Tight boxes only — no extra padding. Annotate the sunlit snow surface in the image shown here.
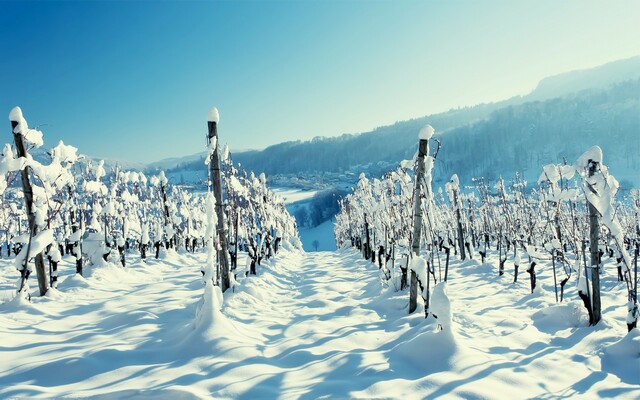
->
[298,220,337,252]
[0,247,638,399]
[271,187,337,251]
[272,187,319,205]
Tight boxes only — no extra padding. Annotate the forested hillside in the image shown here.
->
[232,79,639,186]
[436,79,640,184]
[156,67,640,189]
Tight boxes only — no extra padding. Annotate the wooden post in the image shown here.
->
[364,214,371,260]
[207,109,230,292]
[468,200,477,250]
[409,136,429,314]
[629,242,639,331]
[444,246,451,282]
[10,109,48,296]
[347,202,353,244]
[453,187,466,260]
[588,160,601,325]
[160,182,174,249]
[552,249,558,302]
[234,210,239,267]
[68,186,83,275]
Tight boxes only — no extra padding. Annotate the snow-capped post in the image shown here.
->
[207,107,230,292]
[365,213,371,260]
[551,249,559,302]
[586,153,602,325]
[630,242,638,331]
[233,212,239,267]
[47,244,61,287]
[409,125,432,314]
[140,221,149,260]
[9,107,48,296]
[67,186,83,275]
[574,146,633,329]
[159,171,175,249]
[446,174,466,261]
[454,187,466,261]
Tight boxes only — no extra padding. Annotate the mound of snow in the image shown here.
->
[392,324,458,373]
[531,302,587,333]
[58,273,93,290]
[431,282,452,331]
[191,281,233,343]
[601,329,640,385]
[604,329,640,358]
[0,291,31,310]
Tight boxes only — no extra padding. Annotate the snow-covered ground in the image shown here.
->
[0,247,638,399]
[273,186,337,252]
[298,219,336,252]
[272,187,319,205]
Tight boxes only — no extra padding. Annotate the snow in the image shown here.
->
[51,140,78,164]
[399,159,413,169]
[8,106,29,137]
[84,180,107,195]
[8,106,44,147]
[207,107,220,123]
[298,219,336,251]
[430,281,452,331]
[576,145,604,169]
[159,170,168,186]
[444,173,460,205]
[272,187,318,205]
[0,244,637,398]
[193,280,227,341]
[450,173,459,188]
[222,144,230,162]
[48,245,62,263]
[203,192,217,282]
[0,143,27,194]
[14,229,54,271]
[140,223,150,245]
[575,146,632,272]
[94,160,106,180]
[8,106,23,123]
[419,124,435,140]
[409,255,428,287]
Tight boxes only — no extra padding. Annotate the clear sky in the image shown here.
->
[1,0,639,164]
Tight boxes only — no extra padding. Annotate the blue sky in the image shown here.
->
[1,0,639,163]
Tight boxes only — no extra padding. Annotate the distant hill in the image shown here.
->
[147,56,640,188]
[435,79,640,187]
[527,56,640,101]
